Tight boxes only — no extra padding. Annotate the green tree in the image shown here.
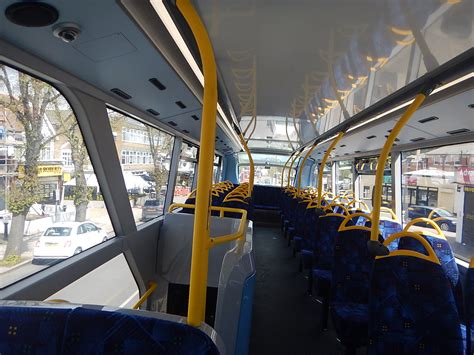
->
[50,102,89,222]
[0,65,61,259]
[147,126,173,196]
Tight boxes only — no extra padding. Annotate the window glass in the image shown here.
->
[318,163,333,192]
[239,165,295,186]
[355,157,392,210]
[401,143,474,261]
[108,109,174,224]
[173,142,197,203]
[336,160,353,195]
[46,254,139,308]
[213,155,221,184]
[0,64,113,287]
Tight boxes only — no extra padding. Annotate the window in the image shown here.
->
[213,155,221,184]
[401,142,474,261]
[0,63,113,287]
[363,186,371,199]
[336,160,353,195]
[173,142,197,203]
[319,163,333,192]
[108,109,174,225]
[238,165,293,186]
[45,254,139,308]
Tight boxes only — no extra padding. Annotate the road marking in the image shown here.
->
[119,290,139,308]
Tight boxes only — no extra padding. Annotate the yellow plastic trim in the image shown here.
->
[404,218,445,238]
[47,299,70,303]
[370,93,428,242]
[470,257,474,268]
[168,203,248,248]
[287,150,303,187]
[338,212,375,233]
[377,232,441,265]
[176,0,217,327]
[132,282,158,310]
[297,143,318,196]
[379,207,399,222]
[238,132,254,196]
[346,199,370,211]
[318,132,344,207]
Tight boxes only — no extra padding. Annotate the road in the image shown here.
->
[0,255,139,308]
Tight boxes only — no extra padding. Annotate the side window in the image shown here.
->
[401,143,474,261]
[107,109,174,225]
[0,64,114,288]
[86,223,98,232]
[173,142,198,203]
[77,225,85,235]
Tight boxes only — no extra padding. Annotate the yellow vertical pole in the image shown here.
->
[317,132,344,207]
[239,133,254,196]
[176,0,217,327]
[297,143,318,196]
[281,152,295,188]
[370,92,428,242]
[288,149,304,188]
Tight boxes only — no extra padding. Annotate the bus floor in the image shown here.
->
[249,210,366,355]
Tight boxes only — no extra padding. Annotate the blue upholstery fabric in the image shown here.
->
[465,267,474,355]
[398,233,459,287]
[368,256,463,355]
[331,303,369,347]
[0,306,219,355]
[252,185,281,210]
[313,215,346,271]
[330,228,379,348]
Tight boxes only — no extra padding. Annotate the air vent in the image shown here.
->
[146,109,159,116]
[344,153,349,155]
[410,137,425,142]
[175,101,186,109]
[149,78,166,91]
[418,116,439,124]
[354,150,361,153]
[111,88,131,100]
[182,129,189,134]
[468,104,474,109]
[191,115,199,121]
[216,136,219,139]
[168,121,177,127]
[387,129,392,133]
[447,128,470,135]
[367,135,376,139]
[340,144,346,147]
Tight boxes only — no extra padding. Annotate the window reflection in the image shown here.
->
[173,142,197,203]
[401,142,474,261]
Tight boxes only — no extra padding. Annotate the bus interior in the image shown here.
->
[0,0,473,354]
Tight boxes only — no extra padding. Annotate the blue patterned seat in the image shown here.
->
[330,214,380,350]
[368,247,463,354]
[465,263,474,355]
[0,306,219,354]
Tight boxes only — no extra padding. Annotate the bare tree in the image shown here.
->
[0,65,61,259]
[147,127,173,195]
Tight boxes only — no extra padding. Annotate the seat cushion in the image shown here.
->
[313,269,332,282]
[331,302,369,347]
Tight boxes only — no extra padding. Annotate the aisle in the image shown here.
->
[249,215,348,355]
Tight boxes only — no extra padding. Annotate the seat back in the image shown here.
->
[331,213,378,304]
[368,232,463,354]
[314,214,346,270]
[0,306,219,354]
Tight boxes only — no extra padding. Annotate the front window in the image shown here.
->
[401,142,474,261]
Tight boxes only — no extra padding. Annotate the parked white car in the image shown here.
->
[33,221,108,262]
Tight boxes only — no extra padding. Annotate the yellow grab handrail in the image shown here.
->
[238,132,254,197]
[377,232,441,265]
[168,203,248,248]
[318,132,344,207]
[379,207,399,222]
[297,143,318,197]
[132,282,158,310]
[370,91,429,243]
[176,0,217,327]
[403,217,445,238]
[281,152,296,188]
[287,149,304,188]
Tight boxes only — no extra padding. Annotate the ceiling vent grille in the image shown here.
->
[168,121,177,127]
[447,128,470,135]
[146,109,159,116]
[149,78,166,90]
[418,116,439,124]
[175,101,186,109]
[111,88,131,99]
